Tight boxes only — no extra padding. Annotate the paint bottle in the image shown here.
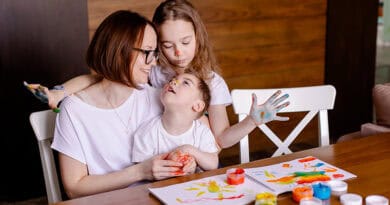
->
[326,180,347,196]
[226,168,245,185]
[292,184,314,202]
[312,182,331,205]
[340,193,363,205]
[365,195,389,205]
[255,192,277,205]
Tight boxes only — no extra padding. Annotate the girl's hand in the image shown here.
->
[25,83,65,109]
[249,90,290,125]
[140,153,183,181]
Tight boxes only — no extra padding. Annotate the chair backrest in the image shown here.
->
[29,110,62,204]
[231,85,336,163]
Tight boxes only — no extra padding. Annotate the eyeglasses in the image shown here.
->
[132,48,159,65]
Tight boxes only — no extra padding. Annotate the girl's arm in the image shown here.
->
[28,74,101,109]
[48,74,101,108]
[59,152,182,199]
[208,105,256,148]
[210,91,290,149]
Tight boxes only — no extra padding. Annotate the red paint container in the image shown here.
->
[226,168,245,185]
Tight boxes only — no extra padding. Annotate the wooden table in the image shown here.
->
[55,133,390,205]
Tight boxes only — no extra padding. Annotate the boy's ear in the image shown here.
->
[192,100,205,113]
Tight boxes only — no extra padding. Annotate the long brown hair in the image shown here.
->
[152,0,219,81]
[86,10,157,88]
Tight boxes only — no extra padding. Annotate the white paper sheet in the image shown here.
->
[149,174,271,205]
[149,156,357,204]
[245,156,357,194]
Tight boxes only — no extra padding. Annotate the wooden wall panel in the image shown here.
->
[1,0,89,201]
[207,17,326,50]
[87,0,162,39]
[87,0,327,165]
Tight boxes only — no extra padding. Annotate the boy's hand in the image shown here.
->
[250,90,290,125]
[166,148,196,175]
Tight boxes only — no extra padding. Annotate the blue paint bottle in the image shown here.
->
[312,182,331,205]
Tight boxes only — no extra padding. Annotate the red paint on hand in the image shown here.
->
[167,150,194,175]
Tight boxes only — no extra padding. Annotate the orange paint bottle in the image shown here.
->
[292,184,313,202]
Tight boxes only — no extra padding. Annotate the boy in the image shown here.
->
[132,71,219,171]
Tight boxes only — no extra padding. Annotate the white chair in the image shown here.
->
[29,110,62,204]
[231,85,336,163]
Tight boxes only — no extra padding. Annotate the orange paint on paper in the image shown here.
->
[332,173,344,178]
[267,175,295,184]
[298,156,317,163]
[282,163,291,168]
[180,180,241,203]
[323,167,337,172]
[296,175,331,184]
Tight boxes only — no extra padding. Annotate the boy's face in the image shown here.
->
[161,73,204,112]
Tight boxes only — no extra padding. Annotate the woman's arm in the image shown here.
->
[59,153,182,199]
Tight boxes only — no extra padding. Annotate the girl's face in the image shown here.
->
[133,25,158,84]
[159,19,196,71]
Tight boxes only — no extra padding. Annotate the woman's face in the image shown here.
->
[132,25,158,84]
[159,19,196,71]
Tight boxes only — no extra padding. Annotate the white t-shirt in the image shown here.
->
[132,116,219,163]
[51,85,163,175]
[149,65,232,106]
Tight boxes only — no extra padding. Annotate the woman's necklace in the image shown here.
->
[101,83,131,135]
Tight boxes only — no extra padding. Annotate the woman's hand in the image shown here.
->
[249,90,290,125]
[139,153,183,181]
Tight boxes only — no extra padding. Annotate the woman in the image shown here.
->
[51,10,191,199]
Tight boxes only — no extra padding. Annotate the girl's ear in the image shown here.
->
[192,100,205,113]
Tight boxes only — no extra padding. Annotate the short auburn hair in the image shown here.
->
[86,10,157,88]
